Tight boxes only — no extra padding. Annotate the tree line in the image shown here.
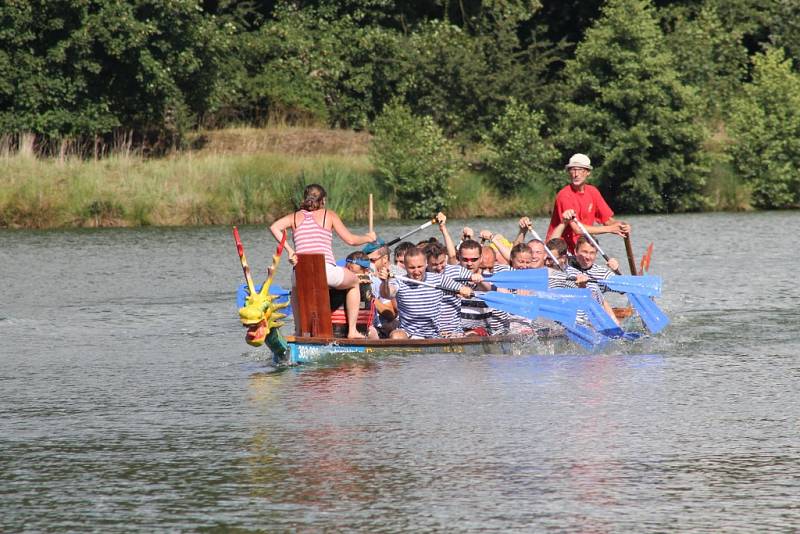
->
[2,0,799,212]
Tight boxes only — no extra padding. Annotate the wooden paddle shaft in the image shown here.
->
[624,235,638,275]
[369,194,373,234]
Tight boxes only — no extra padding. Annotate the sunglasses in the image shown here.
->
[461,256,480,262]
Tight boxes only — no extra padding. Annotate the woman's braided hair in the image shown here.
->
[299,183,327,211]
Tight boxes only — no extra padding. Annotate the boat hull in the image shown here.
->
[279,334,533,365]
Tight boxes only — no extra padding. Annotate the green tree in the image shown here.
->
[727,47,800,208]
[401,1,562,142]
[235,3,405,129]
[482,98,558,194]
[0,1,235,147]
[660,3,749,118]
[370,100,457,218]
[555,0,708,213]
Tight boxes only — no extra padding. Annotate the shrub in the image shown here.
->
[370,101,457,218]
[482,98,558,194]
[726,47,800,209]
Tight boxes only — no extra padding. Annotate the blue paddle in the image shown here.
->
[455,268,549,291]
[570,218,668,331]
[569,274,662,297]
[393,275,543,322]
[627,293,669,333]
[564,322,610,350]
[543,288,618,332]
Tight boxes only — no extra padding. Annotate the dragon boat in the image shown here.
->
[233,228,665,366]
[232,228,561,366]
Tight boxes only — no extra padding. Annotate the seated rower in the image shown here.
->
[393,241,415,275]
[546,237,569,270]
[362,240,398,338]
[339,251,379,339]
[524,238,576,289]
[425,242,475,337]
[565,236,621,326]
[458,240,510,336]
[510,243,534,270]
[505,244,539,334]
[378,247,472,339]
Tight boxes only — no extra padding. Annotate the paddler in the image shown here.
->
[378,247,473,339]
[565,236,622,326]
[546,154,631,253]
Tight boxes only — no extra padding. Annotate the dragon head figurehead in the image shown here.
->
[234,227,289,346]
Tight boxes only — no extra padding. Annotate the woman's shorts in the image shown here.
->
[325,263,345,287]
[291,262,346,287]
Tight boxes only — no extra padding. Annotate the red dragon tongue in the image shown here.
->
[246,321,267,345]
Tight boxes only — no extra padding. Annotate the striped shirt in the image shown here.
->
[293,210,335,265]
[461,263,510,335]
[565,262,615,303]
[387,272,462,338]
[439,264,472,335]
[547,267,580,289]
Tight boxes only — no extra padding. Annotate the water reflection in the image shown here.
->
[246,362,386,511]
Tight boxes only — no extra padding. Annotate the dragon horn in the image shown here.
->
[233,226,257,297]
[259,230,287,297]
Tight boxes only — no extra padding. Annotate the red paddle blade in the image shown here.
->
[277,230,287,256]
[640,243,654,274]
[233,226,244,258]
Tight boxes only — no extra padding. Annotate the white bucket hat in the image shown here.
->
[565,153,592,170]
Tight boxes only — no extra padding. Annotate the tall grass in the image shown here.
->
[1,139,561,228]
[0,152,380,228]
[0,124,756,229]
[449,170,554,218]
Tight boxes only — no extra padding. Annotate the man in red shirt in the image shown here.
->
[546,153,631,253]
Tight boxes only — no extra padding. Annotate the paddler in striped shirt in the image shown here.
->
[566,235,621,326]
[378,247,473,339]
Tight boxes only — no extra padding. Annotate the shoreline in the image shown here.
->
[0,127,758,230]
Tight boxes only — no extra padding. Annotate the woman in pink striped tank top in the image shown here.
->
[270,184,376,339]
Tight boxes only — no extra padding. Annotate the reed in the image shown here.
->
[3,124,754,228]
[0,151,382,228]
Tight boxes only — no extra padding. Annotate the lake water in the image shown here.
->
[1,212,798,532]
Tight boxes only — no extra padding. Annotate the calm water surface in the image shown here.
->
[1,212,798,532]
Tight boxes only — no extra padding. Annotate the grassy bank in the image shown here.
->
[0,127,556,229]
[0,126,749,229]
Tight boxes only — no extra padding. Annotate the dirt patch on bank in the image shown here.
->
[190,127,372,156]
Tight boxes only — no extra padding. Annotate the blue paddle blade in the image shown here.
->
[582,299,625,337]
[599,275,662,297]
[270,283,291,297]
[628,293,669,333]
[537,300,578,326]
[564,323,610,350]
[483,269,549,290]
[479,291,540,321]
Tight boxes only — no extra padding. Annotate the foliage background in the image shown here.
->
[2,0,800,226]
